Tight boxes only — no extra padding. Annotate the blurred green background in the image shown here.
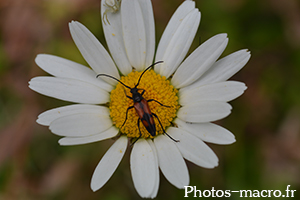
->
[1,0,300,199]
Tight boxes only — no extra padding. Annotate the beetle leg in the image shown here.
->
[139,89,146,96]
[120,105,134,129]
[147,99,171,108]
[131,118,142,147]
[137,118,142,138]
[152,113,179,142]
[123,87,132,99]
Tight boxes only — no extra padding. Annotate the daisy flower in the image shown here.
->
[29,0,250,198]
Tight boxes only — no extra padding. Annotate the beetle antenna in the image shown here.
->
[96,74,131,90]
[135,61,164,88]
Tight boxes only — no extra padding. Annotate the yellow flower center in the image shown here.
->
[109,69,179,139]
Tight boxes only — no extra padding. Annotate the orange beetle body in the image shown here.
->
[134,98,156,136]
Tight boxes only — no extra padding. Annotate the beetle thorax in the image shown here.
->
[131,88,143,102]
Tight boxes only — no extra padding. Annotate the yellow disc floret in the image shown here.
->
[109,69,179,139]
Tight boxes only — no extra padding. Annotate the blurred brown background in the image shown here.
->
[1,0,300,199]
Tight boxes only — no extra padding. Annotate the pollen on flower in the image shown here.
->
[109,69,179,139]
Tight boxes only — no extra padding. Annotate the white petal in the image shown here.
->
[182,49,251,92]
[91,136,128,191]
[49,111,112,137]
[174,118,236,144]
[177,101,232,123]
[58,126,119,146]
[101,1,132,75]
[168,127,219,168]
[171,34,228,88]
[155,0,196,74]
[147,140,160,198]
[156,9,200,78]
[138,0,155,67]
[35,54,113,92]
[69,21,120,85]
[179,81,247,105]
[29,77,109,104]
[37,104,107,126]
[122,0,146,71]
[154,135,189,188]
[131,139,158,198]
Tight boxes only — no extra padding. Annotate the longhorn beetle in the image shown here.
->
[96,61,179,144]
